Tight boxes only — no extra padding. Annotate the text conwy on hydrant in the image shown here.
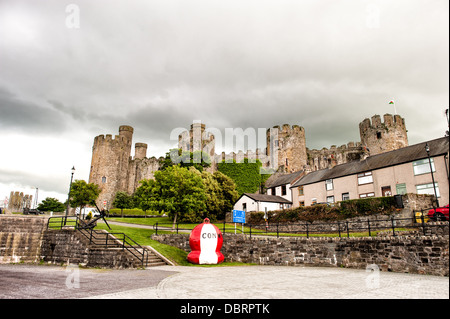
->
[187,218,224,264]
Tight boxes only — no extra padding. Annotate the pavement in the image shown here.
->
[1,263,448,300]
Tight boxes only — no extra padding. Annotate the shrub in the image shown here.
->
[247,196,398,224]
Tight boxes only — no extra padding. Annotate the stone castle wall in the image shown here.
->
[89,114,409,207]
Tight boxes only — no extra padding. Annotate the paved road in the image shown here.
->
[1,264,448,300]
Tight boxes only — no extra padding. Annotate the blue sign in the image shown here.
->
[232,210,246,223]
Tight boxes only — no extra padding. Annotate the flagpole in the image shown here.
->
[389,100,397,115]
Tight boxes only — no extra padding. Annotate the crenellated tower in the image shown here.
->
[359,114,408,156]
[89,125,134,209]
[267,124,307,173]
[178,121,216,173]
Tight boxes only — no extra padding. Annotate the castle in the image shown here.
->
[89,114,408,209]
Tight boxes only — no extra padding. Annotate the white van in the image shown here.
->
[75,207,100,218]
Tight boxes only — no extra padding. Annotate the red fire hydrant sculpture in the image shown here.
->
[187,218,224,264]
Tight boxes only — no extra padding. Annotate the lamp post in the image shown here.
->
[425,144,439,208]
[64,166,75,226]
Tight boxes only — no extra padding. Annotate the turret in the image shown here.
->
[266,124,307,172]
[359,113,408,156]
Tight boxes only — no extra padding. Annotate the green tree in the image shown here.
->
[212,171,240,217]
[135,165,207,224]
[193,170,239,221]
[134,179,159,215]
[37,197,65,212]
[112,191,133,217]
[159,148,211,172]
[69,180,101,214]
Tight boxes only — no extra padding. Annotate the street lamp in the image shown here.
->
[425,144,439,208]
[64,166,75,226]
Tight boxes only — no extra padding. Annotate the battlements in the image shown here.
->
[359,114,405,132]
[267,124,305,135]
[216,148,267,163]
[134,143,148,159]
[308,141,362,153]
[359,114,408,156]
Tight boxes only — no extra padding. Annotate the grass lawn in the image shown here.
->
[105,217,413,238]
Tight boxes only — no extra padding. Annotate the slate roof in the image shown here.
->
[265,170,305,188]
[240,193,292,204]
[291,136,449,188]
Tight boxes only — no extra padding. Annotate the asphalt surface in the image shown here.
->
[1,263,448,300]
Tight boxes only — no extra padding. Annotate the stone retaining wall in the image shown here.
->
[0,215,48,263]
[41,229,143,268]
[153,233,449,276]
[0,216,143,268]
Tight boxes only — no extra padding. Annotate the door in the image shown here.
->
[381,186,392,197]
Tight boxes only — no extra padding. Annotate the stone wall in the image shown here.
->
[153,232,449,276]
[0,215,145,268]
[0,215,47,263]
[41,229,144,268]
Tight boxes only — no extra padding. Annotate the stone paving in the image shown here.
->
[88,265,449,299]
[1,264,448,300]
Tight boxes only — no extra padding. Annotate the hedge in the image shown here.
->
[247,196,398,224]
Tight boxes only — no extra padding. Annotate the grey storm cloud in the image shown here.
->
[0,87,66,134]
[0,0,448,200]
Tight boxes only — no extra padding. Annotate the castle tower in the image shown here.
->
[89,125,134,209]
[359,114,408,156]
[267,124,307,173]
[134,143,148,159]
[178,121,216,172]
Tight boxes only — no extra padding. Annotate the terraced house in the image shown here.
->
[290,136,449,207]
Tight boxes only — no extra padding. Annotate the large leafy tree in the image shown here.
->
[69,180,101,213]
[112,191,133,217]
[193,170,239,221]
[135,165,207,224]
[37,197,65,212]
[212,171,240,217]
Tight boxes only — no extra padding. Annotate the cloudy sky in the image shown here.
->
[0,0,448,205]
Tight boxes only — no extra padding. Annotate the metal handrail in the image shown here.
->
[47,216,149,267]
[152,215,448,239]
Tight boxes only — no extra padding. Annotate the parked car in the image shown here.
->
[23,208,43,215]
[427,205,449,221]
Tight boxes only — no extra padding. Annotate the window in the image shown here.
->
[281,185,287,196]
[396,183,407,195]
[299,201,305,207]
[327,196,335,204]
[311,198,317,205]
[416,183,440,197]
[285,158,289,167]
[358,172,373,185]
[413,158,435,175]
[242,203,247,212]
[359,192,375,198]
[271,187,276,195]
[101,176,107,183]
[298,186,304,196]
[342,192,350,201]
[325,179,333,191]
[376,132,382,139]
